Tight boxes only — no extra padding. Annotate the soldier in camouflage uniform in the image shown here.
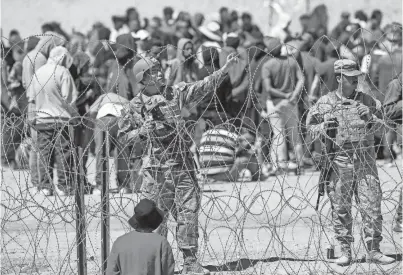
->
[306,59,395,266]
[118,55,238,275]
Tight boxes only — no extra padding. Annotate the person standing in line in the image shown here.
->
[261,37,305,175]
[306,59,395,266]
[22,33,65,191]
[30,46,79,196]
[373,24,402,166]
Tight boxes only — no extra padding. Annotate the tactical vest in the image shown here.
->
[142,93,189,147]
[333,101,368,145]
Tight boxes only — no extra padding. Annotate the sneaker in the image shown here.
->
[92,188,102,196]
[182,256,210,275]
[281,161,298,170]
[385,160,396,168]
[274,161,300,175]
[119,187,132,194]
[366,251,396,265]
[57,188,73,196]
[39,188,53,196]
[262,163,272,177]
[238,169,252,182]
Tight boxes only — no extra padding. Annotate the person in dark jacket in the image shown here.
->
[197,46,230,125]
[69,52,96,193]
[106,33,139,100]
[219,33,250,128]
[107,198,175,275]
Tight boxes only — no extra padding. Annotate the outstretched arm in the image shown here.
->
[179,53,238,107]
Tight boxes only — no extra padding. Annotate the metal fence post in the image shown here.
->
[76,146,87,275]
[101,129,110,275]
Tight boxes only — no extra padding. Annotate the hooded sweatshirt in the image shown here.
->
[30,47,79,124]
[165,38,199,86]
[22,34,65,101]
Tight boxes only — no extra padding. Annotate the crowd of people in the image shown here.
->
[1,5,402,192]
[1,4,402,274]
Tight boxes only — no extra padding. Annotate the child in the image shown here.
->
[106,199,175,275]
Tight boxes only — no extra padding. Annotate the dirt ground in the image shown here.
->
[1,158,402,275]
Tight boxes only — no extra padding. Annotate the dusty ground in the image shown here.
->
[1,157,402,275]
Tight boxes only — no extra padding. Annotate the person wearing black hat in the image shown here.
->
[106,198,174,275]
[117,53,238,275]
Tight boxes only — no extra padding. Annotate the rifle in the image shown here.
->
[315,118,338,211]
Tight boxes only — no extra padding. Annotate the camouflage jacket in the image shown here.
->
[118,69,228,167]
[306,90,384,148]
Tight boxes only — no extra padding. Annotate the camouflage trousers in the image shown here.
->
[141,159,200,252]
[326,145,383,250]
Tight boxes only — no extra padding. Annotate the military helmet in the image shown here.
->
[132,56,160,84]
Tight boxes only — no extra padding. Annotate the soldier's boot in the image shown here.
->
[332,245,352,266]
[366,242,395,265]
[182,249,210,275]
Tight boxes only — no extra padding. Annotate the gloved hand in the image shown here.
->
[356,103,372,122]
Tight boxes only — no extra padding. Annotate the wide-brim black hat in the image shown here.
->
[128,199,165,230]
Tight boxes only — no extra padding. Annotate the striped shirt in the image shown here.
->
[199,129,238,175]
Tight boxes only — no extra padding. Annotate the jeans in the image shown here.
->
[1,113,23,164]
[29,127,40,186]
[37,123,76,191]
[268,100,304,168]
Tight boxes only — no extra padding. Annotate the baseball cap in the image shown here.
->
[132,57,160,84]
[334,59,363,76]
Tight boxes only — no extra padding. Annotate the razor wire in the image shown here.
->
[1,27,402,275]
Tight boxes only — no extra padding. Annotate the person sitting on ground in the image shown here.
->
[107,198,175,275]
[198,122,260,183]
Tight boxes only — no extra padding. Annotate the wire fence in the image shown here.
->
[1,27,402,275]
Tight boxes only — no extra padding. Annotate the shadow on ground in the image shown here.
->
[175,254,402,273]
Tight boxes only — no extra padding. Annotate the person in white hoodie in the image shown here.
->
[22,32,66,190]
[29,46,79,196]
